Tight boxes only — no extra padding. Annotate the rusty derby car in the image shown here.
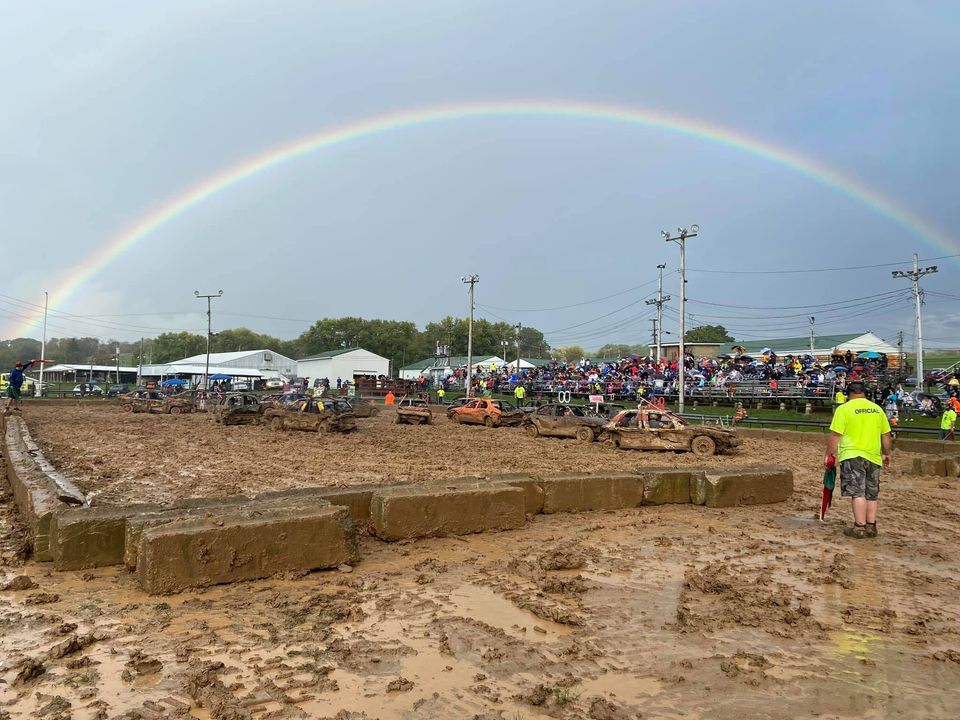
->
[261,397,357,434]
[119,389,195,415]
[449,398,526,427]
[395,397,433,425]
[522,403,608,442]
[601,407,740,456]
[210,392,262,426]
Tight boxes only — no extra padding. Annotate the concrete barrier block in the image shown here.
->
[50,504,162,570]
[370,485,525,541]
[691,466,793,507]
[911,457,925,476]
[136,505,357,594]
[635,468,698,505]
[895,438,960,455]
[540,472,643,514]
[490,473,545,515]
[946,456,960,478]
[921,457,947,477]
[256,484,398,526]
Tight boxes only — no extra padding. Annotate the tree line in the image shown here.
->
[1,321,735,374]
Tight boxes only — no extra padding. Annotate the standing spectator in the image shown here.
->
[4,359,37,411]
[437,386,445,405]
[514,383,526,409]
[825,381,892,539]
[940,405,956,441]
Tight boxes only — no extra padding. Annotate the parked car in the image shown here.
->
[119,389,194,414]
[264,377,285,389]
[395,398,433,425]
[522,403,607,442]
[261,397,357,433]
[601,408,740,456]
[72,383,104,396]
[450,398,525,427]
[232,381,251,391]
[210,392,262,426]
[107,384,129,397]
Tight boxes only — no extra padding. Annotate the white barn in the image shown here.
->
[296,348,390,383]
[140,348,297,384]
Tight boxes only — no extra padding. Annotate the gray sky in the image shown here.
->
[2,1,958,352]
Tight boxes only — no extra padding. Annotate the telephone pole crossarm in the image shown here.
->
[892,254,937,389]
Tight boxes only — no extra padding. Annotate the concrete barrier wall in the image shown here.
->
[5,414,796,592]
[1,415,81,561]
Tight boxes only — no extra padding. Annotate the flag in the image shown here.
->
[820,455,837,521]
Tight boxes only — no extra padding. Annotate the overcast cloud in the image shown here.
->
[1,1,958,352]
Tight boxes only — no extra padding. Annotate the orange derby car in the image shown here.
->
[449,398,526,427]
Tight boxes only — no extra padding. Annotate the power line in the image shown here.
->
[686,289,908,311]
[481,275,670,313]
[686,253,960,275]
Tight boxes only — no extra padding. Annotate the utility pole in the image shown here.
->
[650,318,659,354]
[38,291,48,397]
[461,275,479,397]
[645,263,671,362]
[896,330,904,383]
[194,290,223,391]
[662,225,699,414]
[115,344,120,384]
[892,254,937,388]
[809,316,816,355]
[515,322,523,373]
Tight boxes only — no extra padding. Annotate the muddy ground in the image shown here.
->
[24,404,780,505]
[2,404,960,718]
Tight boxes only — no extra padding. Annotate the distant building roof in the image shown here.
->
[298,348,362,361]
[399,355,504,372]
[719,332,897,356]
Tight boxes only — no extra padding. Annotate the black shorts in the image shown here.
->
[840,457,881,501]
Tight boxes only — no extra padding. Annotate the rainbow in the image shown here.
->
[11,99,954,337]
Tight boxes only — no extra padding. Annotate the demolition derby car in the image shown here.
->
[210,392,262,426]
[119,390,195,415]
[449,398,526,427]
[261,397,357,434]
[601,407,740,456]
[395,397,433,425]
[522,403,608,442]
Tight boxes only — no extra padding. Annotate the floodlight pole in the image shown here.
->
[663,225,698,414]
[809,316,816,355]
[515,322,523,374]
[893,253,937,388]
[462,275,479,397]
[195,290,223,391]
[645,263,671,362]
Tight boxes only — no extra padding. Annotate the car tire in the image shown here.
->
[576,426,595,443]
[370,407,380,416]
[395,414,403,424]
[602,437,620,450]
[270,417,282,432]
[120,404,133,413]
[525,423,540,438]
[691,435,717,457]
[170,406,181,415]
[484,416,495,428]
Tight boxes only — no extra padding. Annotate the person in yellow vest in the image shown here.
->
[437,386,445,405]
[940,406,956,441]
[826,381,892,540]
[514,383,526,409]
[834,388,846,408]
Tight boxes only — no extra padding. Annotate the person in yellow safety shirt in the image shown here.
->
[940,406,956,441]
[825,381,892,540]
[514,384,526,409]
[437,386,445,405]
[834,388,846,407]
